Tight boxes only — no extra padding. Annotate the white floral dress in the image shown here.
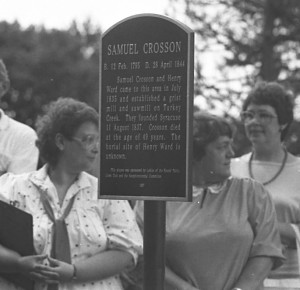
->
[0,165,143,290]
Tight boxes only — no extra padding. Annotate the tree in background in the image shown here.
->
[167,0,300,155]
[0,19,100,127]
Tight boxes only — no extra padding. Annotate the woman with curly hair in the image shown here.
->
[0,97,143,290]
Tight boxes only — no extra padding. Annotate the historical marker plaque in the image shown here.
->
[99,14,194,200]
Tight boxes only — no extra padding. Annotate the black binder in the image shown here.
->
[0,199,35,290]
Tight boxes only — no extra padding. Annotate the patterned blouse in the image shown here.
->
[0,165,143,290]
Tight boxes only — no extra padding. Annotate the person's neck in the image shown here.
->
[252,144,285,162]
[48,164,79,203]
[193,161,228,187]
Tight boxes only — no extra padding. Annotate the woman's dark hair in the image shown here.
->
[242,81,294,140]
[35,97,99,167]
[193,112,233,161]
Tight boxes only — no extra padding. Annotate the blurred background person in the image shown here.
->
[135,111,284,290]
[0,97,143,290]
[0,59,38,175]
[231,81,300,289]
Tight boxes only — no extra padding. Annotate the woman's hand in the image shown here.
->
[34,256,74,284]
[17,254,51,282]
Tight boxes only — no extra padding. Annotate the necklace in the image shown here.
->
[248,148,288,186]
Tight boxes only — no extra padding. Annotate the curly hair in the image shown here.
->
[35,97,99,167]
[193,112,233,161]
[242,81,294,140]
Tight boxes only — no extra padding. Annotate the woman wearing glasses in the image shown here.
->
[0,98,143,290]
[231,81,300,289]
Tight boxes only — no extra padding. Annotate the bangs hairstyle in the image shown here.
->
[193,112,233,161]
[35,97,99,167]
[242,81,294,140]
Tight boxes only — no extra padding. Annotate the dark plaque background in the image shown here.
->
[100,14,194,200]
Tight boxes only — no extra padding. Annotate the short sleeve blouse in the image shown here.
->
[135,177,284,290]
[0,165,143,290]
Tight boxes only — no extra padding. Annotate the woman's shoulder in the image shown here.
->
[0,171,38,207]
[78,173,130,205]
[231,152,251,163]
[230,175,253,186]
[228,178,272,213]
[230,153,251,178]
[286,152,300,164]
[229,176,266,195]
[81,171,98,183]
[231,153,251,171]
[0,171,33,186]
[79,171,99,199]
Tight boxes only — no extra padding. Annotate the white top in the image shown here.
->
[0,109,38,175]
[0,165,143,290]
[231,154,300,287]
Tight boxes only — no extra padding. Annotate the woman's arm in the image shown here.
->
[37,249,134,283]
[74,249,134,282]
[236,180,285,289]
[165,266,200,290]
[0,244,50,281]
[233,256,273,290]
[0,244,22,272]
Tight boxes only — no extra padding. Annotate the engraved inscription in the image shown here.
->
[102,39,187,180]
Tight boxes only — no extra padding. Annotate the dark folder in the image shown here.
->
[0,199,35,290]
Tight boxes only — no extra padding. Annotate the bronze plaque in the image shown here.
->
[99,14,194,200]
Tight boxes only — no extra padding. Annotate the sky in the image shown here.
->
[1,0,169,31]
[0,0,220,110]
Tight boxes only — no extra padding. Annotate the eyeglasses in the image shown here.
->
[72,134,100,150]
[240,111,278,124]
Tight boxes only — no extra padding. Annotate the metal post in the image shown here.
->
[143,200,166,290]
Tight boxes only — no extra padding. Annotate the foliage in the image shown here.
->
[0,19,101,127]
[2,6,300,155]
[167,0,300,110]
[167,0,300,155]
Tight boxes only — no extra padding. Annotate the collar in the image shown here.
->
[29,164,92,199]
[193,177,231,197]
[0,109,10,131]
